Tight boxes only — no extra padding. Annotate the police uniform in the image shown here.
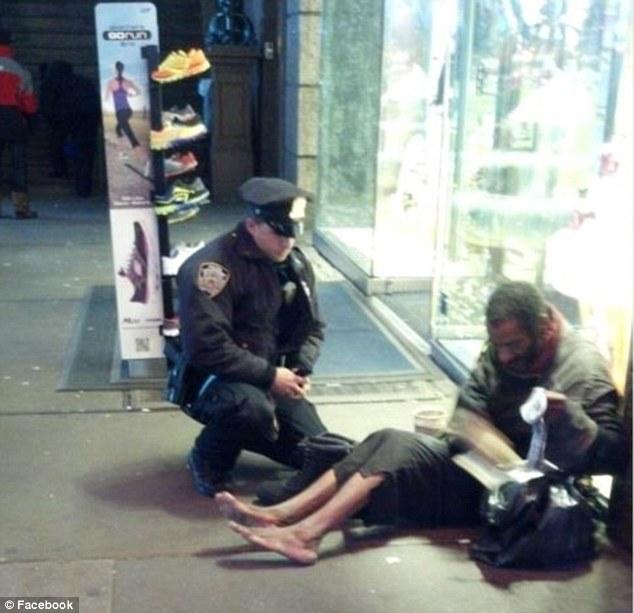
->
[177,177,327,495]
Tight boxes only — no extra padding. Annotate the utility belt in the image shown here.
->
[164,342,303,411]
[163,338,215,411]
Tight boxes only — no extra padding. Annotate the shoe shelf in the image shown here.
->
[142,45,212,329]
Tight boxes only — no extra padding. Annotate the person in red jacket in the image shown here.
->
[0,29,38,218]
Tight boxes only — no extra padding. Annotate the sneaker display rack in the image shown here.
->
[142,44,212,327]
[148,46,211,224]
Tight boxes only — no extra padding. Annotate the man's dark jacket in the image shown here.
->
[177,222,324,391]
[455,322,626,475]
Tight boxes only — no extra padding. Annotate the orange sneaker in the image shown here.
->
[151,50,189,83]
[186,49,211,77]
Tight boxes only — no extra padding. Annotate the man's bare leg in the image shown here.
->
[229,472,385,564]
[216,468,340,526]
[216,492,278,527]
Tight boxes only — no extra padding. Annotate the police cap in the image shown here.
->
[239,177,313,238]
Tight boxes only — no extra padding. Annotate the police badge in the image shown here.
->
[197,262,230,298]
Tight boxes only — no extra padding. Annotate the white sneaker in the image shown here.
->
[162,241,205,275]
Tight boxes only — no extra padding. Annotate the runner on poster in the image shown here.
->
[95,2,157,207]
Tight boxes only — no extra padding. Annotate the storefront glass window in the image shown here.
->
[374,0,439,278]
[432,0,632,391]
[317,1,384,275]
[316,0,450,283]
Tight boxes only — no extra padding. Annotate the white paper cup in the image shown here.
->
[414,408,447,437]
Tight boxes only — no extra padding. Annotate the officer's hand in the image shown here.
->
[296,373,311,395]
[271,367,308,399]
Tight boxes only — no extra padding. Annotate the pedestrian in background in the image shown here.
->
[40,60,100,197]
[0,28,38,218]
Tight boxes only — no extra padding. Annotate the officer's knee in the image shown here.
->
[234,395,277,439]
[200,382,277,440]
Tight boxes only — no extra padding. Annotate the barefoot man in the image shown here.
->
[217,281,626,564]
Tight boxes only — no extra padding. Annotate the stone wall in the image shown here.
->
[282,0,322,228]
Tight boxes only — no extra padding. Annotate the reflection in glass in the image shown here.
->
[374,0,436,278]
[317,0,450,280]
[433,0,632,388]
[317,1,383,275]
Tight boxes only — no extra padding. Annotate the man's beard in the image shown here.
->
[503,341,540,376]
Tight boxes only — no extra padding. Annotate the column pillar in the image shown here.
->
[206,45,259,201]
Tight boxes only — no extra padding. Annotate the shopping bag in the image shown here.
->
[470,471,597,568]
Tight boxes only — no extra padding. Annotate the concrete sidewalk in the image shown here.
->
[0,190,631,613]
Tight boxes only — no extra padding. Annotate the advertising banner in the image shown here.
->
[109,207,164,359]
[95,2,157,206]
[95,3,164,359]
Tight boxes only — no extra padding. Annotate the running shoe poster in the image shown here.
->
[95,2,156,206]
[95,3,164,359]
[109,208,164,359]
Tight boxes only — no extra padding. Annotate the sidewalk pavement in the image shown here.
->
[0,189,630,613]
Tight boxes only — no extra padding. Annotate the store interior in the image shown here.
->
[314,0,632,390]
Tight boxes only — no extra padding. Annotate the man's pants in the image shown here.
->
[187,380,327,471]
[0,139,27,193]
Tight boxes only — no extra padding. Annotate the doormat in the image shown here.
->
[58,282,433,394]
[58,285,119,391]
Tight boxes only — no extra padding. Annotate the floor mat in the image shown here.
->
[58,285,118,391]
[313,282,423,378]
[58,282,428,392]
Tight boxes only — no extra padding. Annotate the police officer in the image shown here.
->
[176,177,328,496]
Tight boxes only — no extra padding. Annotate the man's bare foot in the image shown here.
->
[229,521,319,565]
[216,492,281,527]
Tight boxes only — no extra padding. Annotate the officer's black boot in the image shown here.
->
[255,432,356,506]
[187,447,233,497]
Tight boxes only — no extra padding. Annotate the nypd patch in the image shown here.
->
[197,262,230,298]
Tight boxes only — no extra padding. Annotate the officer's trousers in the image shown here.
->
[187,380,327,471]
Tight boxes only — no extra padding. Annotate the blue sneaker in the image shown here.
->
[187,448,232,497]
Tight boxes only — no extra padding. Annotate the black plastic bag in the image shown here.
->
[470,471,597,568]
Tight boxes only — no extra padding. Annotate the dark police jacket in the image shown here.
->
[177,222,325,392]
